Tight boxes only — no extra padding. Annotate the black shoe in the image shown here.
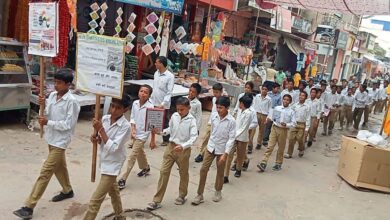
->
[13,207,33,219]
[234,170,241,178]
[52,190,74,202]
[223,176,229,184]
[118,179,126,190]
[247,148,253,154]
[272,164,282,171]
[307,141,313,147]
[194,154,203,163]
[242,160,250,171]
[255,144,261,150]
[257,162,266,172]
[137,166,150,177]
[230,164,236,171]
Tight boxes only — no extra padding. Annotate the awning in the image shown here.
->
[262,0,390,15]
[196,0,237,11]
[284,37,304,55]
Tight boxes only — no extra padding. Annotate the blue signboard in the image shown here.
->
[115,0,184,14]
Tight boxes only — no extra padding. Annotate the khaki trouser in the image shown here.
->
[153,142,191,203]
[25,145,72,208]
[337,106,343,128]
[256,113,268,146]
[340,105,353,128]
[84,175,123,220]
[323,109,337,134]
[374,99,383,113]
[199,125,211,155]
[120,139,148,181]
[248,128,256,149]
[363,105,370,124]
[197,150,226,195]
[287,122,306,156]
[353,108,365,130]
[224,141,248,177]
[308,117,319,142]
[262,125,288,165]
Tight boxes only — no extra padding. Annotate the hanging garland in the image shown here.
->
[52,0,70,67]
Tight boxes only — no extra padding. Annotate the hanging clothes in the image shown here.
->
[293,72,301,87]
[296,53,305,72]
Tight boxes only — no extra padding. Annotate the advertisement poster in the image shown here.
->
[115,0,184,14]
[76,33,125,98]
[314,25,335,44]
[28,2,58,57]
[145,108,165,132]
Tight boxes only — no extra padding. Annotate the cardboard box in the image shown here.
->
[338,136,390,193]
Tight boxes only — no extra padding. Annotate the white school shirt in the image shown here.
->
[151,69,174,109]
[253,94,272,115]
[99,115,131,176]
[235,108,253,142]
[249,107,258,129]
[190,97,202,131]
[268,105,296,128]
[341,95,354,106]
[233,93,245,115]
[306,98,322,119]
[44,91,80,149]
[367,88,379,104]
[290,102,311,130]
[323,92,339,110]
[341,87,348,96]
[354,90,368,108]
[163,112,198,149]
[130,99,154,141]
[379,87,388,100]
[207,112,236,155]
[207,97,218,125]
[281,89,299,104]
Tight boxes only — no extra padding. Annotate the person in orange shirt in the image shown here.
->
[293,72,301,88]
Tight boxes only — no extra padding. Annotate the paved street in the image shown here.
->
[0,111,389,220]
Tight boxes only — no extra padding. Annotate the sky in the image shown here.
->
[360,15,390,57]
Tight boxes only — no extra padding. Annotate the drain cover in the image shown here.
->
[103,208,164,220]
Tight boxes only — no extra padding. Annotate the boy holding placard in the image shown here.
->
[13,69,80,219]
[83,95,132,219]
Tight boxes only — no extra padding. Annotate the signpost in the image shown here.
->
[76,33,125,182]
[28,2,58,137]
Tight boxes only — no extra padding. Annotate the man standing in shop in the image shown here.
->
[151,56,174,146]
[275,68,286,88]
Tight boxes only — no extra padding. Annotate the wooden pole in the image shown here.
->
[380,100,388,135]
[39,57,45,138]
[91,95,101,182]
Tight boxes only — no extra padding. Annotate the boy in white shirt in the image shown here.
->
[257,94,296,172]
[192,97,236,205]
[353,84,369,130]
[339,87,354,129]
[376,80,389,113]
[189,83,202,132]
[306,88,322,147]
[281,79,299,104]
[14,69,80,219]
[147,97,198,210]
[84,95,132,219]
[195,83,223,163]
[118,85,155,190]
[253,85,272,151]
[224,95,254,182]
[322,85,339,136]
[285,91,310,158]
[233,81,257,153]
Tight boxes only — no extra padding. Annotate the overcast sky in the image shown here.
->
[360,15,390,56]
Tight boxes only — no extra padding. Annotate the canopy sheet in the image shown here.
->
[262,0,390,15]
